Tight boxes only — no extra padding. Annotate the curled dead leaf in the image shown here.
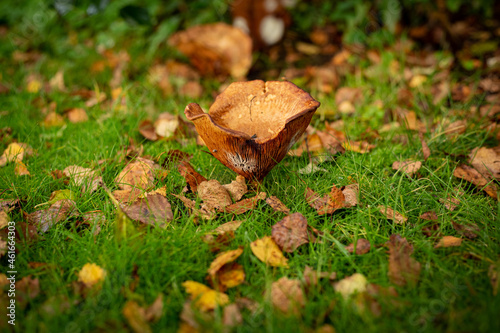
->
[271,212,310,253]
[115,157,156,191]
[224,192,266,215]
[434,236,462,248]
[386,234,421,286]
[392,160,422,177]
[305,184,345,215]
[266,196,290,214]
[378,206,407,224]
[270,277,305,315]
[345,239,371,255]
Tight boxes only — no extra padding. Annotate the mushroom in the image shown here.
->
[185,80,320,181]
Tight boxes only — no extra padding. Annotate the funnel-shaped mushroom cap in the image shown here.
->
[185,80,320,181]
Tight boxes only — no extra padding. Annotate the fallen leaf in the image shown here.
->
[271,212,310,253]
[14,161,30,176]
[418,132,431,160]
[378,206,407,224]
[0,142,24,166]
[224,192,266,214]
[214,220,242,234]
[121,193,173,228]
[112,188,143,205]
[297,162,328,174]
[266,196,290,214]
[250,236,288,267]
[123,301,152,333]
[342,183,359,207]
[154,113,179,139]
[305,184,345,215]
[469,146,500,180]
[169,23,252,79]
[182,280,230,311]
[16,276,40,308]
[145,293,164,322]
[216,262,245,289]
[342,140,375,153]
[25,199,76,232]
[392,160,422,177]
[303,266,336,287]
[434,236,463,248]
[178,161,207,193]
[202,230,235,253]
[334,273,368,299]
[198,179,233,211]
[439,195,461,211]
[0,211,8,229]
[451,221,479,239]
[172,193,216,220]
[63,165,102,193]
[42,112,65,127]
[345,239,371,255]
[66,108,88,123]
[138,120,158,141]
[270,277,305,315]
[335,87,363,107]
[81,210,106,236]
[453,164,497,199]
[115,157,156,191]
[419,211,438,220]
[208,247,244,278]
[223,303,242,328]
[386,234,421,286]
[78,263,106,288]
[222,176,248,201]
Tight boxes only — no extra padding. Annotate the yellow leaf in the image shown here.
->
[218,263,245,289]
[122,300,151,333]
[14,161,30,176]
[27,79,42,93]
[334,273,367,299]
[78,263,106,287]
[208,248,243,278]
[2,143,24,164]
[182,280,229,312]
[250,236,288,267]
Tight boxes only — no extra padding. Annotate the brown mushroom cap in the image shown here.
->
[185,80,320,181]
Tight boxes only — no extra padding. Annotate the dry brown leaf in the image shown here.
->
[453,164,498,199]
[123,301,152,333]
[202,231,235,253]
[271,212,310,253]
[290,133,324,156]
[223,303,242,328]
[378,206,407,224]
[145,294,164,322]
[250,236,288,267]
[451,221,479,239]
[81,210,106,236]
[172,193,216,220]
[335,87,363,106]
[0,211,8,229]
[198,179,233,211]
[434,236,463,248]
[138,120,158,141]
[418,131,431,160]
[112,188,143,205]
[342,183,359,207]
[178,161,207,193]
[25,199,76,233]
[400,110,426,132]
[66,108,88,123]
[342,140,375,153]
[305,184,345,215]
[270,277,305,315]
[334,273,368,299]
[16,275,40,308]
[303,266,336,287]
[63,165,102,193]
[14,161,30,176]
[392,160,422,177]
[115,157,155,191]
[419,211,438,221]
[121,193,173,228]
[169,23,252,79]
[439,195,461,211]
[266,196,290,214]
[208,247,244,278]
[386,234,421,286]
[222,176,247,202]
[345,239,371,255]
[469,146,500,180]
[224,192,266,215]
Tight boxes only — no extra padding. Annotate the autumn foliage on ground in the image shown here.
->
[1,1,500,332]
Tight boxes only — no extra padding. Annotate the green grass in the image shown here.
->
[1,25,500,333]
